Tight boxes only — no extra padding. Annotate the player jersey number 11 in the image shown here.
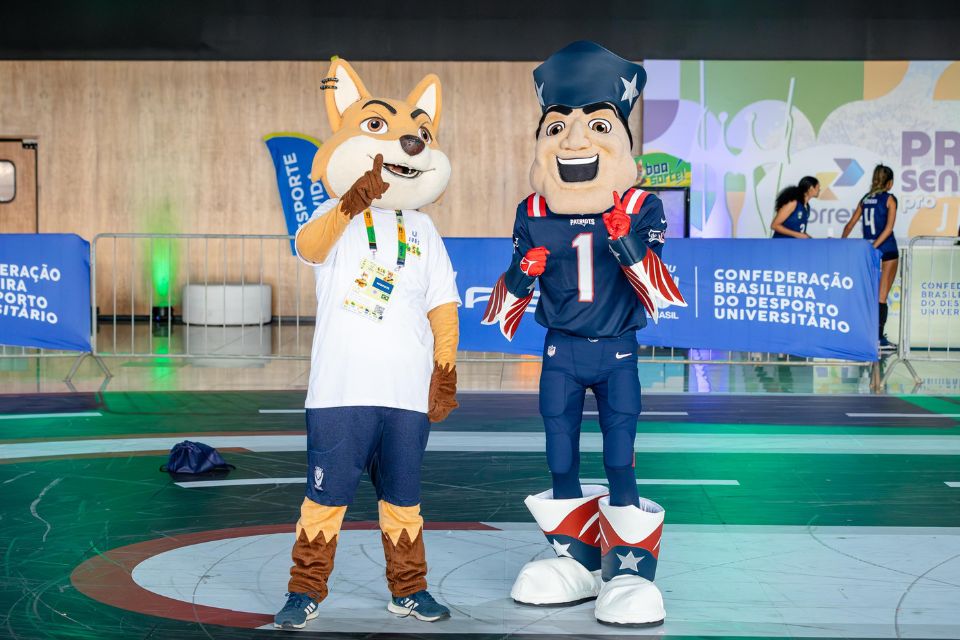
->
[573,233,595,302]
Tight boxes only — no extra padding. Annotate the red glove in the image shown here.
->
[520,246,549,277]
[602,191,632,240]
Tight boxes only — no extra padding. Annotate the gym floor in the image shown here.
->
[1,383,959,639]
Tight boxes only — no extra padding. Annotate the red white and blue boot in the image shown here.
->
[594,496,666,626]
[511,486,608,605]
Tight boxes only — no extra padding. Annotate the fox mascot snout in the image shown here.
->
[312,57,451,212]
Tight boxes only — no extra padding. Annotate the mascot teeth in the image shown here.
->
[384,162,423,179]
[556,155,599,183]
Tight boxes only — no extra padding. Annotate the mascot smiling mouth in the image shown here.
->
[384,161,424,179]
[556,155,599,182]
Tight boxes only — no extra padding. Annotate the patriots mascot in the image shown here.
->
[482,41,686,626]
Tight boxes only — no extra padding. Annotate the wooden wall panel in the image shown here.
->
[0,61,642,314]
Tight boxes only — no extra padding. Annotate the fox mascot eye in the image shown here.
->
[418,126,432,143]
[360,117,388,134]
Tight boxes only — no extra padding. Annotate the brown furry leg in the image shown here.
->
[287,498,347,601]
[379,501,428,597]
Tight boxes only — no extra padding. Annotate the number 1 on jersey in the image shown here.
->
[572,233,594,302]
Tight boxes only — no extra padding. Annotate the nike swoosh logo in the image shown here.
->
[615,352,633,359]
[660,218,667,224]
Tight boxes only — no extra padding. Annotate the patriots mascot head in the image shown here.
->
[530,40,646,215]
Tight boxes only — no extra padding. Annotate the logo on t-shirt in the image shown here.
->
[547,345,557,357]
[406,230,423,257]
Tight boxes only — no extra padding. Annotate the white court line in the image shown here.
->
[177,477,737,489]
[582,477,739,486]
[176,477,303,488]
[584,411,688,416]
[946,482,960,488]
[846,413,960,418]
[0,412,102,420]
[262,409,690,417]
[8,432,960,461]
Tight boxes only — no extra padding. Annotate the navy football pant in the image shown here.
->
[305,406,430,507]
[539,330,641,507]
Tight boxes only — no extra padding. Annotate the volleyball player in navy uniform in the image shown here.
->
[482,41,685,626]
[843,164,899,351]
[771,176,820,238]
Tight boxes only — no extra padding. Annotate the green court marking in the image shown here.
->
[1,450,959,640]
[900,396,960,417]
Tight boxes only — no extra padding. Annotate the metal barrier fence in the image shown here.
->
[1,232,894,386]
[883,236,960,387]
[89,232,316,362]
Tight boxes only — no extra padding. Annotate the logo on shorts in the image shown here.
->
[313,466,324,491]
[547,345,557,357]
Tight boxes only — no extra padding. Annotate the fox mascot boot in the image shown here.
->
[484,41,683,624]
[275,56,460,629]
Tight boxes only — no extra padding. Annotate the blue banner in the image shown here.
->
[264,133,329,254]
[0,234,91,352]
[445,238,546,355]
[447,238,880,362]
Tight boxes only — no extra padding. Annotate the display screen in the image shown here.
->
[645,188,688,238]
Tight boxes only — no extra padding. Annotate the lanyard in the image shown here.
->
[362,209,407,269]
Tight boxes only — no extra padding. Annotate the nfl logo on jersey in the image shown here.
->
[547,345,557,357]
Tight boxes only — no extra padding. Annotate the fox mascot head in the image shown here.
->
[311,57,451,211]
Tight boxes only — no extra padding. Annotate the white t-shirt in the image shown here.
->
[297,199,461,413]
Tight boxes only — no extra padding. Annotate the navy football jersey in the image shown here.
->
[772,201,809,238]
[859,191,898,241]
[510,192,667,338]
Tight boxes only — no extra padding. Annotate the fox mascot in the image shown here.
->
[274,57,460,629]
[483,41,685,626]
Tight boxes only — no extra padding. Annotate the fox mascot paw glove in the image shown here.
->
[520,246,550,277]
[341,154,391,218]
[427,362,458,423]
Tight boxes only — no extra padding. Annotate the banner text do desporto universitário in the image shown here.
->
[448,238,880,361]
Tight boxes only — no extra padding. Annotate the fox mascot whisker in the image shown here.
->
[274,57,460,630]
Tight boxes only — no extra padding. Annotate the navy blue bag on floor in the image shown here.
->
[160,440,236,474]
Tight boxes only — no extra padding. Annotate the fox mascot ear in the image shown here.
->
[324,57,372,132]
[406,74,443,132]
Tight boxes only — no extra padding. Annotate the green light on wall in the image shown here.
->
[144,198,178,306]
[151,239,176,305]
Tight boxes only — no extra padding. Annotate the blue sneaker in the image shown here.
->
[879,335,897,352]
[274,592,319,629]
[387,590,451,621]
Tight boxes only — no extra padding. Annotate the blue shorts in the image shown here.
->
[876,237,899,262]
[305,406,430,507]
[539,330,641,473]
